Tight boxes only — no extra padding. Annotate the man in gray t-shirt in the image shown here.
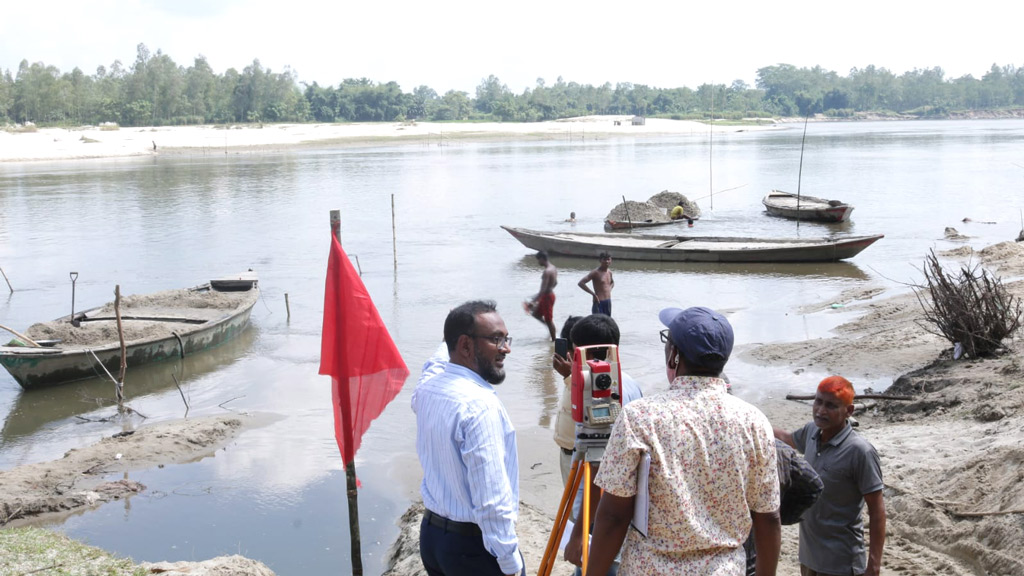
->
[774,376,886,576]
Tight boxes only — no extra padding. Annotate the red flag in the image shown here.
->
[319,234,410,465]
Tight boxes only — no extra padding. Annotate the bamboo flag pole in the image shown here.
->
[329,209,364,576]
[622,195,634,230]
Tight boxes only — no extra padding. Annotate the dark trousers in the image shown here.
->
[419,512,525,576]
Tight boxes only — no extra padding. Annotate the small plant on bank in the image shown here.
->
[99,121,120,131]
[914,249,1022,358]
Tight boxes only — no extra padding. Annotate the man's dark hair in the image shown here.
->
[444,300,497,354]
[535,250,548,262]
[598,251,611,260]
[685,358,726,377]
[570,314,620,360]
[560,316,583,341]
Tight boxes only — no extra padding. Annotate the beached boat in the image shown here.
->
[502,226,882,263]
[0,272,259,389]
[762,190,854,223]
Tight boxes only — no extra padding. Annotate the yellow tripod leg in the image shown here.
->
[581,461,591,576]
[538,457,584,576]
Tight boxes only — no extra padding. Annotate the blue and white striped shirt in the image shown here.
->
[412,344,522,575]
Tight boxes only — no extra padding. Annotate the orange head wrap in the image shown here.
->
[817,375,855,406]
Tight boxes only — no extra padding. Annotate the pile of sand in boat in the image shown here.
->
[605,190,701,223]
[20,287,254,347]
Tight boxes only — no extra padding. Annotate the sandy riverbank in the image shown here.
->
[0,116,774,163]
[0,414,278,576]
[382,240,1024,576]
[3,241,1023,575]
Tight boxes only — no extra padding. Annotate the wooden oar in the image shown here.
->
[0,323,43,347]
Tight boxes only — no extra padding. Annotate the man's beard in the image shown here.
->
[475,349,506,385]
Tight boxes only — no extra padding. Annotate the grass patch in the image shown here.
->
[99,122,120,131]
[80,136,100,144]
[0,526,148,576]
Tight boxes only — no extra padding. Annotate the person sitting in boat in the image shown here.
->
[670,202,688,220]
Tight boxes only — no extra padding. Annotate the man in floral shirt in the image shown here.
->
[586,306,781,575]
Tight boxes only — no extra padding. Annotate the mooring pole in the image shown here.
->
[797,113,810,227]
[114,285,126,409]
[0,265,12,293]
[710,84,714,211]
[391,194,398,271]
[329,209,363,576]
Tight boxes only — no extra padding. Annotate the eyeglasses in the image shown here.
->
[471,333,513,348]
[659,329,672,345]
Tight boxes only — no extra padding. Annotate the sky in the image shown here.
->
[2,0,1022,95]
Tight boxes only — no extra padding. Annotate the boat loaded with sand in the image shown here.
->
[0,272,259,389]
[502,226,881,263]
[762,190,854,223]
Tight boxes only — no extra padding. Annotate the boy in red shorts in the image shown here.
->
[526,251,558,341]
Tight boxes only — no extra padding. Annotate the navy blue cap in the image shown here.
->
[658,306,734,371]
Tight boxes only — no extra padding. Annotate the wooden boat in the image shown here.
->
[0,272,259,389]
[762,190,853,223]
[502,226,882,263]
[604,218,679,231]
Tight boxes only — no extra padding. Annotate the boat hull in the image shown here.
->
[0,277,259,389]
[604,219,678,231]
[762,190,853,223]
[502,226,881,263]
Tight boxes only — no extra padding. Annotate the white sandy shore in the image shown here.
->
[0,116,777,163]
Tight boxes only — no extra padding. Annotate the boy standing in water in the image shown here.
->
[578,252,614,316]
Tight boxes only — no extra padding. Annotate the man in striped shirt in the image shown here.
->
[413,300,524,576]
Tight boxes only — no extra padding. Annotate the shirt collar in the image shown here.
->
[668,375,728,393]
[814,420,853,446]
[444,361,495,392]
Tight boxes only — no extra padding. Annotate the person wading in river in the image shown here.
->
[577,252,614,316]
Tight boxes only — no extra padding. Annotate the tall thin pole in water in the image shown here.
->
[709,84,714,211]
[0,266,12,293]
[796,114,810,226]
[391,194,398,270]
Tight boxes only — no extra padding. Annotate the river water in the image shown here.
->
[1,120,1022,574]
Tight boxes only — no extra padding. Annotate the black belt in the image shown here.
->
[561,447,575,456]
[424,509,481,537]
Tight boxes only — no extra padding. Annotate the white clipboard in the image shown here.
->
[630,452,651,538]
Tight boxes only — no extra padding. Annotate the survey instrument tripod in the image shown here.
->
[537,431,609,576]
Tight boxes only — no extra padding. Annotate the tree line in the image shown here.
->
[2,43,1023,127]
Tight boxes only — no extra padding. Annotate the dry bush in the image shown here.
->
[914,250,1022,358]
[99,122,120,131]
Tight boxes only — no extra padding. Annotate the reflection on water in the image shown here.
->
[513,253,870,280]
[2,119,1024,574]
